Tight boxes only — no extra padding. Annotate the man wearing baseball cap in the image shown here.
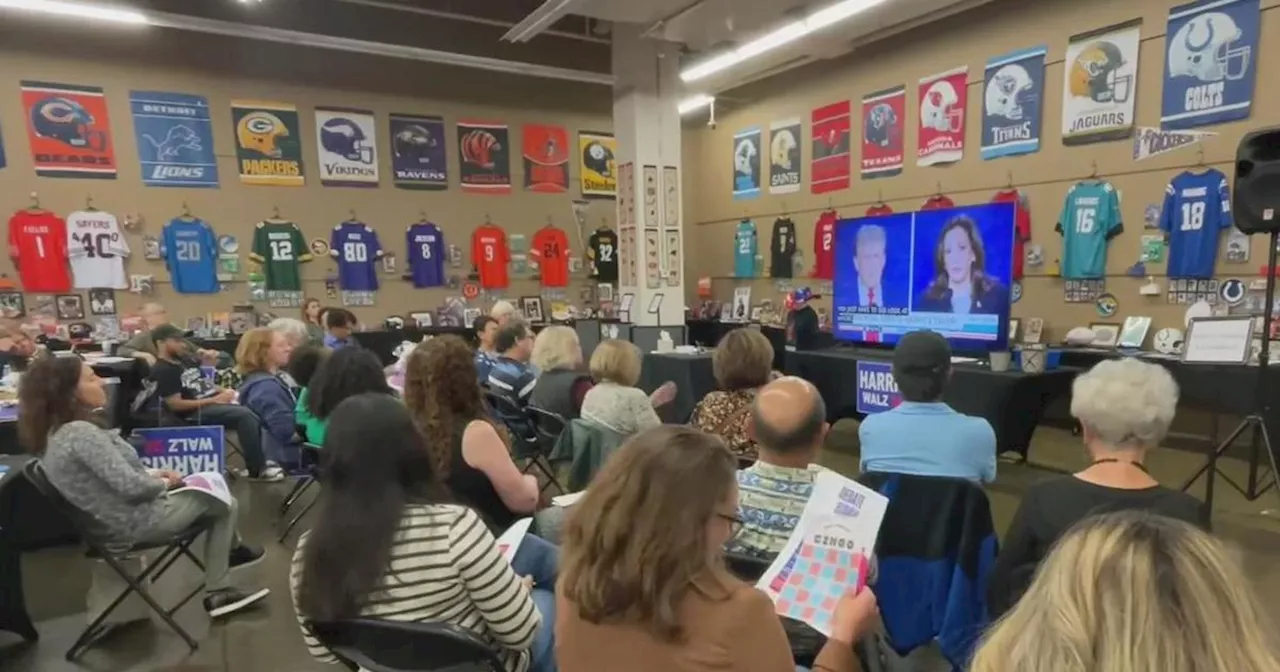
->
[785,286,821,352]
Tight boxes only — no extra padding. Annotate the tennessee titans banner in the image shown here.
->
[579,131,616,198]
[231,100,304,186]
[522,123,569,193]
[811,101,851,194]
[1161,0,1259,130]
[315,107,378,187]
[768,118,802,195]
[981,47,1046,160]
[457,120,511,195]
[129,91,218,188]
[860,86,905,179]
[917,66,968,167]
[732,127,762,200]
[389,113,447,190]
[20,80,117,179]
[1062,20,1141,145]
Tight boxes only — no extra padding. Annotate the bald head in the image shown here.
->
[752,376,827,458]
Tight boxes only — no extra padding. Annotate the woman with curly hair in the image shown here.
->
[299,347,393,446]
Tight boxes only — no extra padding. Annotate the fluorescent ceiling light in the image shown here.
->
[0,0,149,24]
[681,0,889,82]
[678,94,715,115]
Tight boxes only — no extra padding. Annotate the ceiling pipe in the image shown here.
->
[501,0,585,43]
[642,0,711,39]
[332,0,610,45]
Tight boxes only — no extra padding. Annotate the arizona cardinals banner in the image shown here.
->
[579,131,616,198]
[315,107,378,187]
[917,67,968,167]
[860,86,905,179]
[130,91,218,188]
[768,118,802,195]
[231,100,304,186]
[811,101,851,194]
[20,80,117,179]
[457,120,511,194]
[1062,20,1141,145]
[732,127,762,200]
[1161,0,1259,130]
[522,123,570,193]
[389,113,447,190]
[981,46,1046,160]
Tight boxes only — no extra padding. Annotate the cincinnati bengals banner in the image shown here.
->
[522,123,569,193]
[810,101,850,195]
[457,120,511,194]
[20,80,118,179]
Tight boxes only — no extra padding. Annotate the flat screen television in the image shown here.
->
[832,202,1016,352]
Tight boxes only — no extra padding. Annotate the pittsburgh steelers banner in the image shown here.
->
[522,123,570,193]
[389,113,447,190]
[768,118,802,195]
[811,101,850,194]
[917,66,968,166]
[457,120,511,194]
[578,131,616,198]
[981,46,1046,160]
[130,91,218,188]
[231,100,304,186]
[315,107,378,187]
[732,127,762,200]
[1161,0,1259,130]
[860,86,905,179]
[20,80,117,179]
[1062,20,1141,145]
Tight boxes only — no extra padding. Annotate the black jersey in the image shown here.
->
[770,218,798,278]
[588,229,618,283]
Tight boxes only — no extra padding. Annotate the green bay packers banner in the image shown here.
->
[768,118,802,195]
[315,107,378,187]
[522,123,569,193]
[232,100,304,186]
[578,131,616,198]
[457,120,511,194]
[1061,19,1141,146]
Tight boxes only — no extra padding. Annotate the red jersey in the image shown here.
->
[8,210,71,292]
[530,226,570,287]
[865,204,894,217]
[811,210,838,280]
[992,189,1032,280]
[921,194,956,210]
[471,224,510,288]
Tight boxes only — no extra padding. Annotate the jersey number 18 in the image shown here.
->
[1180,201,1206,231]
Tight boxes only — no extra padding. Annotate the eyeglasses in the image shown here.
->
[717,511,745,537]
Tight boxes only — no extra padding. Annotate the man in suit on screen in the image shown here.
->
[853,224,906,311]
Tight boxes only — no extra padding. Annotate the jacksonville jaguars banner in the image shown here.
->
[579,131,616,198]
[315,107,378,187]
[231,100,304,186]
[860,86,905,179]
[20,80,117,179]
[767,118,802,195]
[917,66,968,167]
[732,127,762,200]
[1061,20,1141,146]
[129,91,218,188]
[1161,0,1259,130]
[981,46,1046,161]
[389,113,447,190]
[522,123,569,193]
[457,120,511,195]
[811,100,851,194]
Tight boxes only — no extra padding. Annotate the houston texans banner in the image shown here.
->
[389,113,447,190]
[522,123,569,193]
[732,127,762,200]
[860,86,905,179]
[130,91,218,188]
[917,66,968,166]
[811,101,851,194]
[315,107,378,187]
[1161,0,1259,130]
[1062,20,1141,145]
[231,100,304,186]
[768,118,802,194]
[579,131,616,198]
[981,47,1046,160]
[457,120,511,194]
[20,80,117,179]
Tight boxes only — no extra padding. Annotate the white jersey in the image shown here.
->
[66,210,130,289]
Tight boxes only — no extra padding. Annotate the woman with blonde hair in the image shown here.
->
[578,339,675,437]
[529,326,591,419]
[690,328,775,459]
[236,327,297,474]
[972,511,1280,672]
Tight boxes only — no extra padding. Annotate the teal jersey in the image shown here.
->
[734,220,758,277]
[1055,182,1122,279]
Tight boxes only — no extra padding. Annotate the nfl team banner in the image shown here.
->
[1161,0,1259,130]
[133,425,226,476]
[579,131,616,198]
[981,46,1045,160]
[917,66,968,166]
[811,101,851,194]
[389,113,447,190]
[860,86,905,179]
[0,124,6,171]
[768,118,802,194]
[522,123,570,193]
[1061,20,1141,145]
[457,120,511,194]
[20,80,117,179]
[231,99,304,186]
[855,361,902,415]
[1133,127,1215,161]
[130,91,218,188]
[732,127,762,200]
[315,107,378,187]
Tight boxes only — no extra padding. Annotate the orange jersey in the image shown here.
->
[471,224,510,288]
[530,226,570,287]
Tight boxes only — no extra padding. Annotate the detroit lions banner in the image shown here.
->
[1161,0,1259,130]
[129,91,218,188]
[522,123,570,193]
[768,118,802,195]
[732,127,762,200]
[579,131,616,198]
[811,101,851,194]
[389,113,447,190]
[917,66,968,167]
[981,47,1046,160]
[860,86,905,179]
[20,80,117,179]
[457,120,511,195]
[231,100,304,186]
[315,107,378,187]
[1062,20,1141,145]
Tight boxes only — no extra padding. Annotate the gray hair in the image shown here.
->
[856,224,886,250]
[491,300,517,320]
[1070,358,1179,448]
[532,325,582,372]
[267,317,310,346]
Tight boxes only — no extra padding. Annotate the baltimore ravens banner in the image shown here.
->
[315,107,378,187]
[457,120,511,195]
[578,131,616,198]
[811,101,850,194]
[20,80,117,179]
[129,91,218,188]
[1062,20,1141,145]
[917,66,968,167]
[389,113,447,190]
[522,123,569,193]
[860,86,905,179]
[1161,0,1259,130]
[768,118,802,195]
[981,46,1046,160]
[231,100,304,186]
[732,127,762,200]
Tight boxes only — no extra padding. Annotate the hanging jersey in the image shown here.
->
[769,218,798,278]
[66,210,129,289]
[587,229,618,283]
[921,195,955,210]
[530,226,570,287]
[472,223,510,289]
[734,220,758,277]
[250,221,311,291]
[811,211,838,280]
[329,221,383,291]
[1056,182,1123,279]
[991,190,1031,281]
[7,210,70,292]
[865,204,894,217]
[406,222,446,288]
[162,218,219,294]
[1159,169,1232,279]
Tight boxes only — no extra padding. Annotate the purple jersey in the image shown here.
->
[329,222,383,291]
[407,222,446,288]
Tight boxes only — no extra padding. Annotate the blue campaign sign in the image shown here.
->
[855,360,902,415]
[134,425,225,476]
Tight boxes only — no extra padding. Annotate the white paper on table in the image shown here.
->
[169,471,234,508]
[496,517,533,563]
[551,491,585,507]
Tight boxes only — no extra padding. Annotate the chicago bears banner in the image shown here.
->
[768,118,802,195]
[315,107,378,187]
[917,67,968,166]
[578,131,616,198]
[1062,20,1141,145]
[981,47,1046,160]
[522,123,569,193]
[860,86,905,179]
[732,127,762,200]
[129,91,218,188]
[231,100,304,186]
[1161,0,1259,130]
[457,120,511,194]
[811,101,851,194]
[389,113,447,190]
[20,80,117,179]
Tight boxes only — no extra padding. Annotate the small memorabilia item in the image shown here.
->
[229,307,254,335]
[448,244,463,268]
[521,296,545,323]
[310,238,330,257]
[462,307,481,326]
[219,255,240,276]
[1010,281,1022,304]
[662,166,680,228]
[1023,317,1045,344]
[382,253,397,275]
[1143,204,1161,229]
[0,291,25,318]
[1024,244,1044,268]
[1139,235,1165,262]
[1220,278,1246,306]
[129,275,155,295]
[185,316,207,335]
[1225,229,1250,263]
[751,306,763,321]
[30,294,57,319]
[55,294,85,320]
[1008,318,1020,342]
[729,286,752,322]
[1094,293,1118,317]
[598,283,614,303]
[1088,322,1121,348]
[568,256,582,274]
[248,280,267,302]
[665,230,681,287]
[142,236,161,260]
[218,235,239,254]
[341,290,376,307]
[88,288,116,315]
[1118,316,1152,349]
[410,311,434,328]
[267,290,304,308]
[1064,278,1105,303]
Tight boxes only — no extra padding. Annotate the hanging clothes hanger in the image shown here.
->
[84,194,98,212]
[26,191,42,212]
[268,205,283,222]
[348,208,358,223]
[179,201,194,220]
[1195,145,1206,167]
[876,189,886,207]
[1005,171,1014,190]
[418,209,429,224]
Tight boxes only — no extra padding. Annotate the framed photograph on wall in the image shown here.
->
[0,292,25,319]
[1023,317,1044,344]
[1118,316,1152,349]
[55,294,85,320]
[1088,322,1121,348]
[1009,318,1020,343]
[521,296,545,323]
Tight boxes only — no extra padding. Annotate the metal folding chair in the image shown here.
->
[308,618,506,672]
[525,406,568,495]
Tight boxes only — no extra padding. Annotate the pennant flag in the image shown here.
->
[860,86,905,179]
[522,123,570,193]
[981,47,1046,160]
[578,131,617,198]
[1161,0,1259,130]
[130,91,218,188]
[231,100,304,186]
[20,80,117,179]
[732,127,762,200]
[315,107,378,187]
[1062,19,1141,145]
[389,113,447,190]
[457,120,511,194]
[811,101,851,194]
[1133,127,1216,161]
[917,66,968,166]
[768,118,802,194]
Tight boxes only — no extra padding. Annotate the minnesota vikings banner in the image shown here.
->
[768,118,802,195]
[457,120,511,195]
[231,100,304,186]
[522,123,570,193]
[981,46,1046,160]
[732,127,762,200]
[860,86,905,179]
[1062,20,1141,145]
[579,131,617,198]
[1161,0,1259,130]
[315,107,378,187]
[130,91,218,188]
[389,113,447,190]
[917,66,968,166]
[20,80,117,179]
[811,101,851,194]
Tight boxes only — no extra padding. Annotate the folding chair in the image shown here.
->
[308,618,506,672]
[23,461,210,660]
[525,406,567,495]
[279,443,324,543]
[724,551,771,582]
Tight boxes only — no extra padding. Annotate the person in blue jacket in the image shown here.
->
[236,327,301,470]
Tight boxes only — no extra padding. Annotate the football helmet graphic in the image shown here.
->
[392,124,437,162]
[236,111,289,158]
[582,140,614,177]
[985,64,1035,120]
[1069,41,1132,103]
[864,103,897,147]
[30,97,107,150]
[1168,11,1250,82]
[461,129,501,169]
[320,117,373,164]
[734,138,758,176]
[770,129,797,169]
[920,80,963,132]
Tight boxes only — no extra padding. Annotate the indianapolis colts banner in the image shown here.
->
[457,120,511,195]
[129,91,218,188]
[1161,0,1259,130]
[231,99,304,186]
[579,131,616,198]
[315,107,378,187]
[732,127,762,200]
[389,113,447,191]
[20,80,118,179]
[1061,20,1141,145]
[768,118,802,195]
[917,66,968,166]
[860,85,905,179]
[522,123,570,194]
[981,47,1045,160]
[811,100,851,194]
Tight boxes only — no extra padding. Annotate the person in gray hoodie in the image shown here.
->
[235,328,300,468]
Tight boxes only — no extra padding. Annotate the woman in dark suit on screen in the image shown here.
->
[915,216,1008,315]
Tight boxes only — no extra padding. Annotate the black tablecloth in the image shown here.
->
[0,455,77,640]
[639,353,717,424]
[685,321,836,371]
[200,326,476,367]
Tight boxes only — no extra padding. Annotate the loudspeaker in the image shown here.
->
[1233,126,1280,234]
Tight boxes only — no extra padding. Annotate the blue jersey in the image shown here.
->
[330,222,383,291]
[734,220,758,277]
[1159,169,1232,279]
[1055,182,1122,279]
[162,218,218,293]
[407,222,446,288]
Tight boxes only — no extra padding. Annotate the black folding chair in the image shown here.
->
[526,406,568,494]
[280,443,324,543]
[308,618,506,672]
[724,551,772,582]
[23,461,210,659]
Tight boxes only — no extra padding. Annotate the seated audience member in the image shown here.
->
[117,302,222,366]
[474,315,500,382]
[528,326,591,420]
[322,309,357,350]
[691,328,775,459]
[730,376,825,559]
[488,321,538,414]
[301,347,394,447]
[859,330,996,482]
[491,300,518,325]
[0,324,38,371]
[557,425,877,672]
[286,345,328,443]
[266,318,311,388]
[579,340,675,437]
[21,356,269,618]
[292,394,557,672]
[987,358,1205,617]
[237,328,301,469]
[301,298,326,345]
[973,511,1280,672]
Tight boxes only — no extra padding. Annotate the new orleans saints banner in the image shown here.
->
[522,123,570,193]
[20,80,118,179]
[768,118,802,195]
[579,131,616,198]
[231,100,304,186]
[457,120,511,194]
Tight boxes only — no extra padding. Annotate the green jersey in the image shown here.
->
[250,221,310,291]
